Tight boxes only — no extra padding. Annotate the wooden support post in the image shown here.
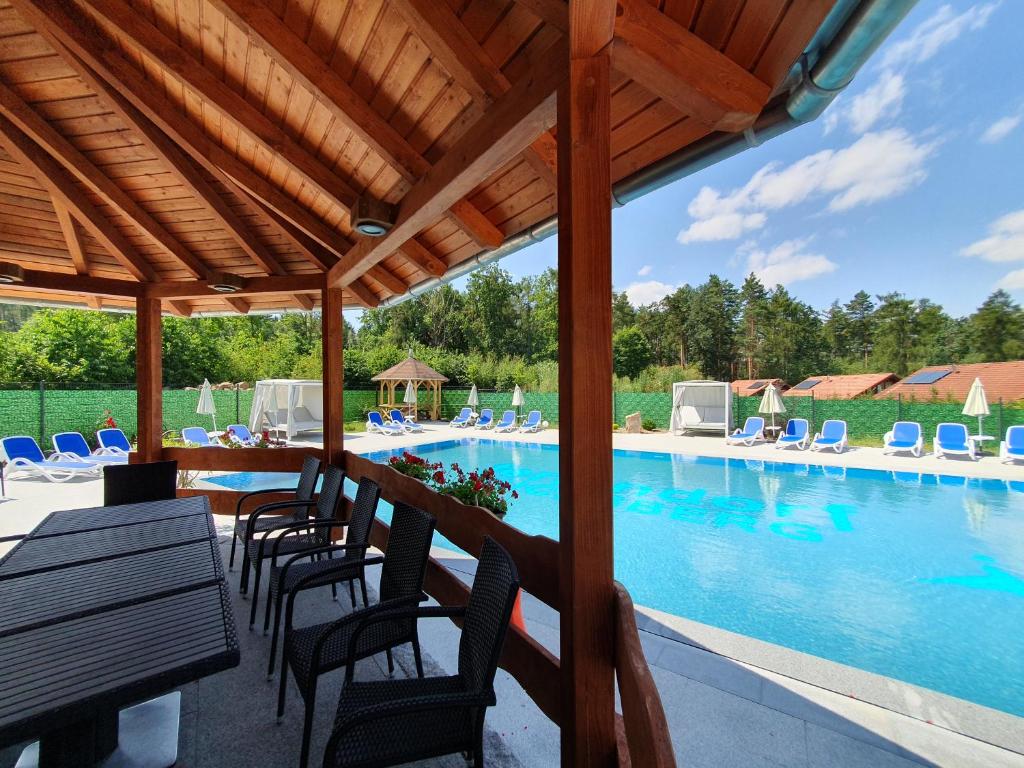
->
[557,5,616,765]
[136,296,162,463]
[322,287,344,466]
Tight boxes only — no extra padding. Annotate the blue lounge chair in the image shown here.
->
[494,410,517,433]
[726,416,765,447]
[366,411,403,435]
[935,423,976,460]
[775,418,809,450]
[519,410,544,433]
[182,427,224,447]
[883,421,923,457]
[389,409,424,433]
[1001,425,1024,463]
[450,407,473,428]
[96,427,132,456]
[1,436,101,482]
[226,424,260,445]
[474,408,494,430]
[52,432,127,464]
[811,420,847,453]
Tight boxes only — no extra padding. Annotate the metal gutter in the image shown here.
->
[374,0,917,310]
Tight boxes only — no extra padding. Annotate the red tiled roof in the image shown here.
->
[731,378,787,395]
[788,373,898,399]
[878,362,1024,403]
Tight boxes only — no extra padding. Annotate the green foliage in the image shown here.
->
[612,326,653,379]
[641,417,657,431]
[967,290,1024,361]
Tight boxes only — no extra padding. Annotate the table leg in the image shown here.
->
[34,709,118,768]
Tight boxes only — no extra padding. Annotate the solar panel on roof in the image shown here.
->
[793,379,820,390]
[748,380,767,389]
[902,370,952,385]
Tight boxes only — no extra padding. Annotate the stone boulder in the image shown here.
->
[625,412,643,433]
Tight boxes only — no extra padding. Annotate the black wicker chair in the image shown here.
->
[245,467,358,629]
[262,477,385,667]
[102,460,177,506]
[231,454,321,579]
[320,537,520,768]
[277,502,436,768]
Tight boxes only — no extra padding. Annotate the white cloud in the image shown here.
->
[981,115,1021,143]
[676,130,934,242]
[624,280,676,307]
[637,264,653,277]
[996,269,1024,291]
[744,239,837,287]
[848,72,906,133]
[961,210,1024,263]
[881,3,999,70]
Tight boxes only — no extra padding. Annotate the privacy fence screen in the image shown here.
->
[1,383,1022,448]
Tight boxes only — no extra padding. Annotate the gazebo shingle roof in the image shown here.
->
[371,356,448,383]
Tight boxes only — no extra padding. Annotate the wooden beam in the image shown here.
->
[447,199,505,249]
[144,274,323,299]
[559,6,616,765]
[231,186,339,270]
[223,296,250,314]
[513,0,568,32]
[13,0,355,261]
[61,53,286,276]
[0,114,156,282]
[344,277,380,309]
[86,296,102,310]
[0,265,142,297]
[612,0,771,131]
[78,0,359,212]
[51,199,87,275]
[328,46,566,287]
[399,239,447,278]
[136,296,162,462]
[291,293,315,311]
[166,300,192,318]
[322,287,344,466]
[366,265,408,296]
[0,79,209,278]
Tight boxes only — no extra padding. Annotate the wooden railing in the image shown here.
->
[164,444,674,763]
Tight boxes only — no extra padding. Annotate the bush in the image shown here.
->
[642,418,657,431]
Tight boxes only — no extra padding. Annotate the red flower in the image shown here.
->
[432,470,446,484]
[389,456,399,465]
[473,480,483,492]
[105,417,117,428]
[511,491,519,500]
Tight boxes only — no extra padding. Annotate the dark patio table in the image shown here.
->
[0,496,239,768]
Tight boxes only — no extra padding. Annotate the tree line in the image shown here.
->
[0,264,1021,390]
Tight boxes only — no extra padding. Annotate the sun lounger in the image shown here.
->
[366,411,403,435]
[883,421,923,457]
[181,427,225,447]
[726,417,764,447]
[51,432,127,464]
[775,418,809,450]
[226,424,260,445]
[1000,425,1024,463]
[934,423,976,460]
[494,410,517,433]
[811,420,847,453]
[450,407,473,428]
[1,435,101,482]
[96,427,133,456]
[389,409,424,433]
[474,408,494,430]
[519,410,543,433]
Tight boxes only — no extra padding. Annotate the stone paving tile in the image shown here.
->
[655,637,765,701]
[805,723,936,768]
[891,715,1024,768]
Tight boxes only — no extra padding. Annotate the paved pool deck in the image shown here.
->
[1,427,1022,766]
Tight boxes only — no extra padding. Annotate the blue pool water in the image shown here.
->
[209,440,1024,717]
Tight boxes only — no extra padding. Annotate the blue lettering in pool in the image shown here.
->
[769,522,824,542]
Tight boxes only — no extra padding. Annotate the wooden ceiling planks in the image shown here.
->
[0,0,836,313]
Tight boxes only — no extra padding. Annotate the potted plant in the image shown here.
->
[388,451,443,483]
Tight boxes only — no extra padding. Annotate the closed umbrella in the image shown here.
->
[403,380,417,417]
[511,384,524,418]
[758,383,786,431]
[962,377,989,438]
[197,378,217,431]
[467,383,479,408]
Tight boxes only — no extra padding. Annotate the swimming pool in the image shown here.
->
[208,440,1024,717]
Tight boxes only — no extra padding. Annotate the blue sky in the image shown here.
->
[355,1,1024,323]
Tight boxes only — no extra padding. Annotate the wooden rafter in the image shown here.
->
[366,265,408,296]
[0,264,143,297]
[0,80,209,279]
[345,278,380,309]
[391,0,559,188]
[612,0,771,131]
[11,0,354,262]
[223,297,250,314]
[0,114,156,282]
[146,274,323,299]
[206,0,503,253]
[512,0,569,32]
[51,199,87,275]
[328,43,567,287]
[291,294,316,311]
[77,0,360,212]
[399,240,447,278]
[57,51,286,277]
[167,300,193,318]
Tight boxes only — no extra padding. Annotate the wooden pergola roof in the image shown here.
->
[0,0,834,316]
[372,354,449,382]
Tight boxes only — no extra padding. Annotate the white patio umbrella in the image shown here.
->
[511,384,524,418]
[403,380,418,408]
[758,383,786,431]
[467,383,479,408]
[962,377,989,437]
[197,378,217,431]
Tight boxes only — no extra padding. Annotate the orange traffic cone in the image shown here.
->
[510,588,527,635]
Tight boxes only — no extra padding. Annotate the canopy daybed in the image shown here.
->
[670,381,732,437]
[248,379,324,439]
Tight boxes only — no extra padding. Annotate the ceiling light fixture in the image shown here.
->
[206,271,245,293]
[0,262,26,284]
[352,194,396,237]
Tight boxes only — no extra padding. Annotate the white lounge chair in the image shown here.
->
[494,410,517,433]
[52,432,126,464]
[1000,425,1024,463]
[1,436,101,482]
[389,409,424,433]
[366,411,403,435]
[935,423,976,460]
[474,409,494,430]
[450,407,473,428]
[96,428,133,456]
[882,421,923,457]
[182,427,226,447]
[775,418,809,450]
[519,410,543,433]
[726,417,764,447]
[226,424,261,446]
[811,420,847,453]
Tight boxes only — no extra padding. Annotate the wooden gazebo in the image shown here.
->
[372,353,448,420]
[0,0,911,764]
